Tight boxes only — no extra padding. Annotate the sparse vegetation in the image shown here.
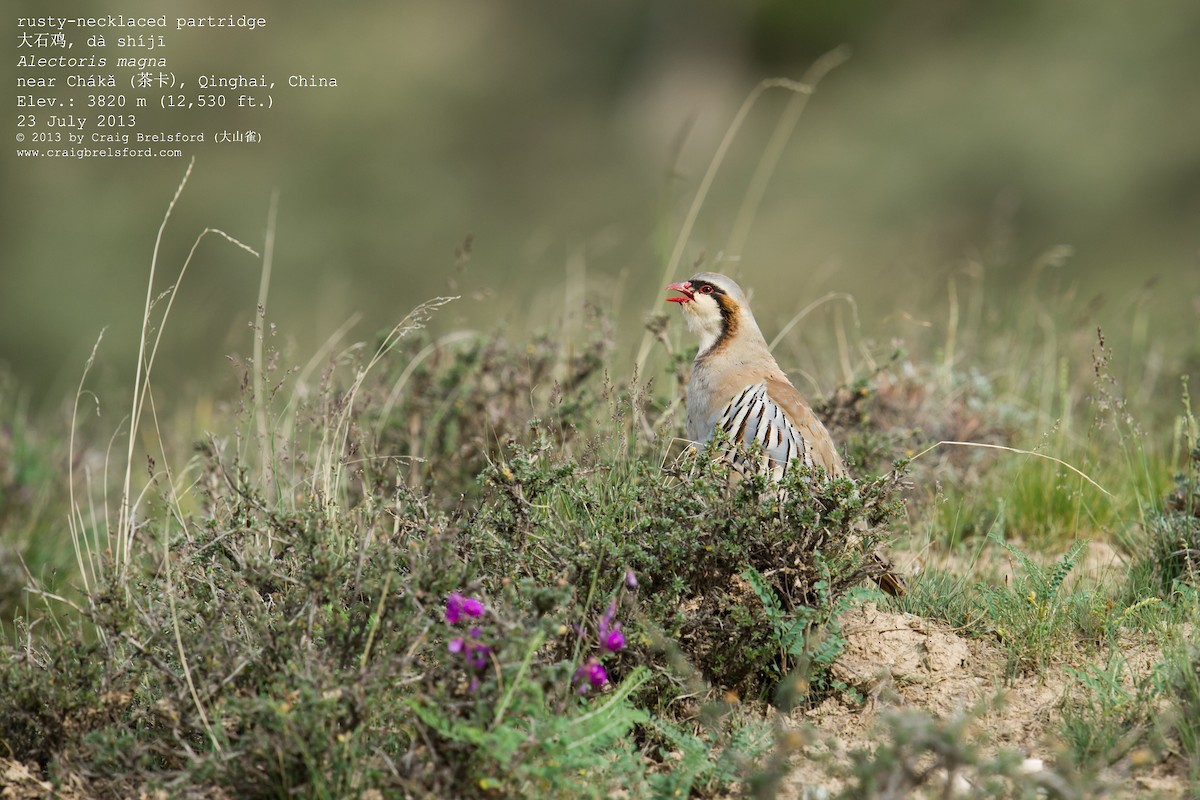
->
[3,160,1200,798]
[0,303,905,798]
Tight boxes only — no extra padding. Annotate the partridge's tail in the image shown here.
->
[870,551,907,597]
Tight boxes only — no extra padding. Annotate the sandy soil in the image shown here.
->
[778,600,1189,798]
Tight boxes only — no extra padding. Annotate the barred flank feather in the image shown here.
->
[716,382,812,481]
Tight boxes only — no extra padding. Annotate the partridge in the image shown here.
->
[666,272,906,597]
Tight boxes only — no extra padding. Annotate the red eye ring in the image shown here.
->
[698,285,715,294]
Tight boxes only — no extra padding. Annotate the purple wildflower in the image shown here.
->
[597,600,625,652]
[598,602,616,636]
[449,637,491,670]
[446,592,492,674]
[587,661,607,686]
[574,658,608,693]
[625,569,638,590]
[466,643,491,670]
[445,592,465,624]
[446,591,485,625]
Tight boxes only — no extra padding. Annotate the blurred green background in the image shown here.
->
[5,0,1199,415]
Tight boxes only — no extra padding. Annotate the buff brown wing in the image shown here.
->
[762,376,845,478]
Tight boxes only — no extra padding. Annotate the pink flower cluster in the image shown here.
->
[445,592,491,677]
[445,592,484,625]
[574,597,628,694]
[576,658,608,690]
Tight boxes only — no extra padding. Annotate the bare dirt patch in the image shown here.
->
[778,603,1189,798]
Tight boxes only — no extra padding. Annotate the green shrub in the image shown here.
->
[470,428,902,698]
[0,318,903,797]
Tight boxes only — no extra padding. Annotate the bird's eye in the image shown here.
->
[698,285,715,294]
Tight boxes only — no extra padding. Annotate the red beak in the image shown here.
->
[666,281,693,304]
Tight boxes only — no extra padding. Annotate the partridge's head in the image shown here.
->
[666,272,755,356]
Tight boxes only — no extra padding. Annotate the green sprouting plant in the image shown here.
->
[742,565,802,679]
[1158,643,1200,783]
[741,565,865,705]
[976,529,1088,676]
[411,664,652,799]
[644,712,776,799]
[1062,637,1200,784]
[1059,652,1157,771]
[399,581,661,798]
